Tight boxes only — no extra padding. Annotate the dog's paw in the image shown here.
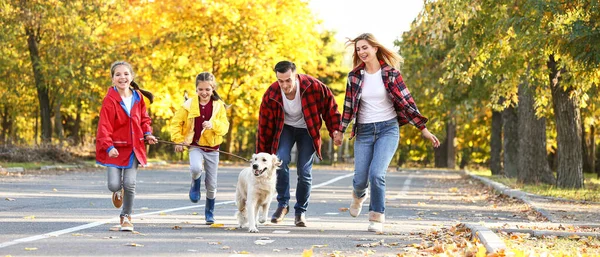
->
[248,227,259,233]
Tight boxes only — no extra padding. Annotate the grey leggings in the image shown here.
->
[107,158,138,216]
[189,147,219,199]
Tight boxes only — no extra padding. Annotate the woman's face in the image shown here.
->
[356,39,378,63]
[112,65,133,91]
[196,81,214,102]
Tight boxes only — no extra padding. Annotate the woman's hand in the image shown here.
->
[202,121,213,129]
[175,145,184,153]
[421,128,440,148]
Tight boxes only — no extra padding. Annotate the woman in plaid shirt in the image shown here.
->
[336,33,440,233]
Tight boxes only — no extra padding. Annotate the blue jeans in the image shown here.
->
[276,125,315,215]
[353,118,399,214]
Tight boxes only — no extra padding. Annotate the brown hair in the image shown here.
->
[110,61,154,103]
[346,33,403,69]
[195,72,222,101]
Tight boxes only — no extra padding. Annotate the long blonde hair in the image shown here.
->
[346,33,403,69]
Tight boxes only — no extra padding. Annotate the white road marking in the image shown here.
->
[0,172,353,249]
[397,173,413,197]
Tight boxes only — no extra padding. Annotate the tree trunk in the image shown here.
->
[517,81,555,184]
[54,100,64,146]
[434,139,448,168]
[25,25,52,143]
[73,99,82,146]
[502,106,519,178]
[549,54,584,188]
[582,116,593,173]
[446,120,456,169]
[490,109,503,175]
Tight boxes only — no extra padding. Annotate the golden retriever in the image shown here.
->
[235,153,282,233]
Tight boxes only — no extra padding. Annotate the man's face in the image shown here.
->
[276,70,297,95]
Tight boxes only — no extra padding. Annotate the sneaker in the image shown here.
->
[112,189,123,208]
[367,221,382,233]
[270,206,289,224]
[120,215,134,231]
[367,211,384,233]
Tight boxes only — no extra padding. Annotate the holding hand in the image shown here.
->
[202,121,213,129]
[333,130,344,146]
[145,134,158,145]
[421,128,440,148]
[175,145,185,153]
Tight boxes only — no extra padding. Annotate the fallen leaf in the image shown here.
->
[302,248,313,257]
[225,227,237,230]
[172,225,182,230]
[24,248,38,251]
[210,223,224,228]
[23,215,35,220]
[339,207,349,212]
[52,188,58,192]
[220,246,230,250]
[449,187,459,193]
[125,243,144,247]
[312,244,328,248]
[208,242,221,245]
[192,212,198,215]
[5,198,15,201]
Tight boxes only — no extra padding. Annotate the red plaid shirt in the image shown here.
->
[256,74,341,159]
[341,61,428,138]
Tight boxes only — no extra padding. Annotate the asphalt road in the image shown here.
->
[0,166,533,256]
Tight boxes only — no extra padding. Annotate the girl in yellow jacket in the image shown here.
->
[170,72,229,225]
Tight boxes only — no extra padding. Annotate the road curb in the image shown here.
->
[464,223,507,254]
[461,170,555,222]
[492,228,600,239]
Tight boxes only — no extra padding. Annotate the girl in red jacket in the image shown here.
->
[96,61,157,231]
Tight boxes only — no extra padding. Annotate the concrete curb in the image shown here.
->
[492,228,600,238]
[464,223,507,254]
[461,170,555,222]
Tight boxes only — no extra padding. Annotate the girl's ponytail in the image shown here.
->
[130,81,154,104]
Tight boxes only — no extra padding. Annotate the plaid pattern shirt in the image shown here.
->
[256,74,341,159]
[341,61,428,138]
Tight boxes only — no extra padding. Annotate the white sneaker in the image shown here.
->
[368,221,382,233]
[120,215,134,231]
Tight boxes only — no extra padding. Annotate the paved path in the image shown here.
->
[0,167,556,256]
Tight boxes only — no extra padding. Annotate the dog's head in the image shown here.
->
[250,153,282,177]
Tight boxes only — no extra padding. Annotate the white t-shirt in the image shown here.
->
[122,94,133,115]
[282,81,307,128]
[358,69,397,124]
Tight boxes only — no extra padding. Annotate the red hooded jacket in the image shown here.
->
[96,87,153,168]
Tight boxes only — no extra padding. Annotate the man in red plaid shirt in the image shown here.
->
[256,61,342,227]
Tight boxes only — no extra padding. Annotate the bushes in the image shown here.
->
[0,145,80,163]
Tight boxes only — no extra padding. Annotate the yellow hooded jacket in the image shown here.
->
[170,96,229,147]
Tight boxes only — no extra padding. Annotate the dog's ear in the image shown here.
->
[272,154,282,167]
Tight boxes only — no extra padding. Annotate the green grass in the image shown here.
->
[468,169,600,202]
[501,234,600,256]
[1,162,54,169]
